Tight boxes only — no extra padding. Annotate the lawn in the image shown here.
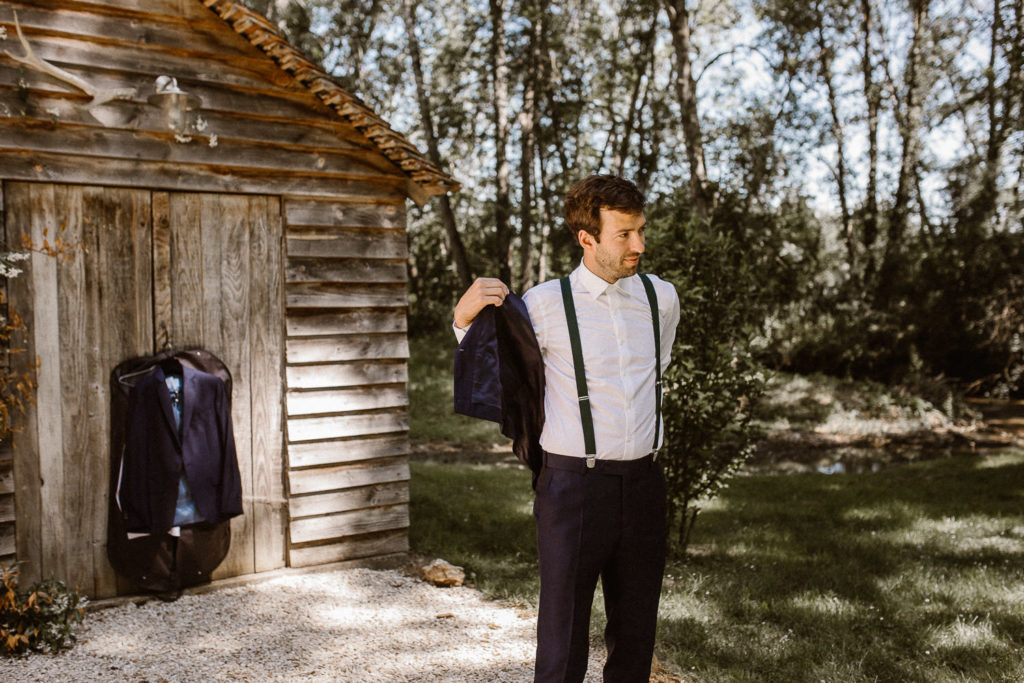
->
[410,452,1024,682]
[409,332,1024,682]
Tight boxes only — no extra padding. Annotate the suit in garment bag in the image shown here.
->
[107,349,241,594]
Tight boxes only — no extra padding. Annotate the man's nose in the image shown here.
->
[631,232,645,253]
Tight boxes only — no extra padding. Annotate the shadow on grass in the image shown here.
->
[410,452,1024,683]
[665,451,1024,682]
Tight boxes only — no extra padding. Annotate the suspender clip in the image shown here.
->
[586,455,596,469]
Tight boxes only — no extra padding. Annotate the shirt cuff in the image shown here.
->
[452,319,470,344]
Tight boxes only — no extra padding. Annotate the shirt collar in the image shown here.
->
[573,261,639,299]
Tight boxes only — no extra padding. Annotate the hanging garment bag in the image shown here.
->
[107,348,241,595]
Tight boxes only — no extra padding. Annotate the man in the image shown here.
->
[453,175,680,683]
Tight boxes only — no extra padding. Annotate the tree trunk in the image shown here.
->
[518,0,542,291]
[661,0,712,220]
[816,10,854,273]
[878,0,928,307]
[860,0,881,281]
[490,0,513,285]
[401,0,473,289]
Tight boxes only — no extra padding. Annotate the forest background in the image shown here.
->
[249,0,1022,399]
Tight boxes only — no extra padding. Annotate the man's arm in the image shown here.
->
[453,277,510,331]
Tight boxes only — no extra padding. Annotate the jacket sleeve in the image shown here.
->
[215,379,243,521]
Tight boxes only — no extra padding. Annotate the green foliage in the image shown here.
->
[645,191,772,553]
[0,563,86,657]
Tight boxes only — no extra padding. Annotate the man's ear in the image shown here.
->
[577,229,595,250]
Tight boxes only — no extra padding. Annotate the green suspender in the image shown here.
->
[559,274,661,465]
[639,274,662,454]
[559,277,598,460]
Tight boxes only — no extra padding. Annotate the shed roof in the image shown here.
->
[201,0,459,202]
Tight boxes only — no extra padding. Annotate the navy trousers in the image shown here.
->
[533,451,668,683]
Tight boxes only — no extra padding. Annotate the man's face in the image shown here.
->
[581,208,646,282]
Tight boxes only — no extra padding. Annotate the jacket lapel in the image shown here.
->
[181,366,198,444]
[152,366,182,449]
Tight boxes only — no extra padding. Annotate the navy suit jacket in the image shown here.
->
[455,293,545,484]
[120,364,242,534]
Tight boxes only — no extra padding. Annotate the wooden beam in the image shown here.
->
[285,334,409,364]
[285,310,406,337]
[285,258,406,285]
[286,386,407,417]
[288,481,409,519]
[287,435,408,470]
[285,361,407,390]
[287,411,408,443]
[0,151,407,202]
[288,529,407,568]
[288,459,409,496]
[289,504,408,545]
[284,199,405,229]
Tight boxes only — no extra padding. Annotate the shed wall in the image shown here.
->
[0,0,417,587]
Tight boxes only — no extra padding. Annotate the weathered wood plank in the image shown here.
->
[0,522,14,558]
[284,200,405,229]
[168,193,203,347]
[0,69,370,147]
[0,28,291,93]
[285,258,407,285]
[30,183,67,583]
[287,435,409,470]
[286,334,409,364]
[288,529,407,568]
[56,184,93,597]
[288,460,409,496]
[0,88,375,153]
[0,462,12,495]
[288,481,409,520]
[286,283,408,310]
[94,186,153,598]
[19,0,213,22]
[285,361,407,390]
[151,192,173,350]
[285,310,406,337]
[0,123,400,181]
[288,411,408,443]
[202,193,255,580]
[0,152,407,202]
[289,504,409,546]
[286,231,407,260]
[0,495,14,525]
[3,3,276,70]
[286,386,407,417]
[248,195,286,573]
[4,182,42,585]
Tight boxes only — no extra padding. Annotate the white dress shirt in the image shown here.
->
[455,262,680,462]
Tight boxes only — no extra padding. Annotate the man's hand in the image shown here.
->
[454,277,510,329]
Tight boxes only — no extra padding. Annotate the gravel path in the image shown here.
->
[0,567,606,682]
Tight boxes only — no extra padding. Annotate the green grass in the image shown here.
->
[409,452,1024,682]
[407,330,506,449]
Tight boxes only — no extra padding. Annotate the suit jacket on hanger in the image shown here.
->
[120,364,242,535]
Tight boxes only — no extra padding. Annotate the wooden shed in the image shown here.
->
[0,0,456,598]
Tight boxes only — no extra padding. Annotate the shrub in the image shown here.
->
[1,563,86,656]
[646,194,770,554]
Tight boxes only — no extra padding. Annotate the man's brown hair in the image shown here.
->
[564,174,646,242]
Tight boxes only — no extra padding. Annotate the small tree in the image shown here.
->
[647,194,769,554]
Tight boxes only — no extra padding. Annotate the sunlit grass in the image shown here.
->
[410,450,1024,682]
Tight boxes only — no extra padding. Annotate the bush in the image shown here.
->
[646,193,770,553]
[1,563,86,656]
